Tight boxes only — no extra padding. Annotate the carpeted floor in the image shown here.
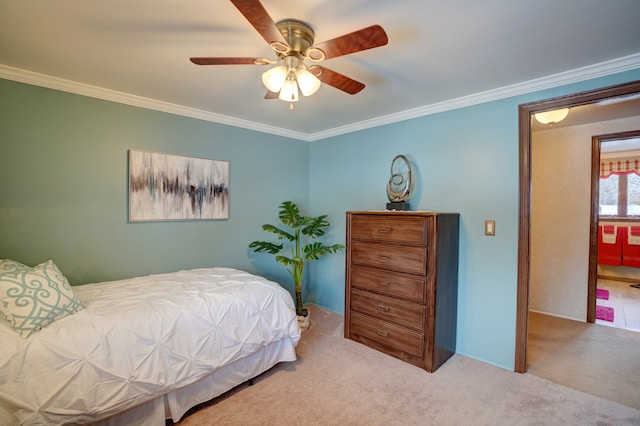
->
[528,311,640,410]
[173,306,640,425]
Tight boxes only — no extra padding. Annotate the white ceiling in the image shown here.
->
[600,138,640,154]
[1,0,639,141]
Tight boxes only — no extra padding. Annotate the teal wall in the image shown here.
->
[308,69,640,369]
[2,69,639,371]
[0,79,309,296]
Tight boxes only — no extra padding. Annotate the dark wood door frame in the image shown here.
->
[515,79,640,373]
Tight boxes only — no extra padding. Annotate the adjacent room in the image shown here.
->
[527,97,640,410]
[1,0,640,424]
[596,133,640,332]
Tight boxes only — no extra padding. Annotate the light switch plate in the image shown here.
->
[485,220,495,236]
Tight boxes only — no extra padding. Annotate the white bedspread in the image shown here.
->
[0,267,301,425]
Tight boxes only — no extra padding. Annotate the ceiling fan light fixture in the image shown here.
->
[278,78,299,103]
[296,68,321,96]
[262,65,288,93]
[534,108,570,124]
[189,1,389,108]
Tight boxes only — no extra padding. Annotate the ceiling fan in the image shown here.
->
[190,0,389,109]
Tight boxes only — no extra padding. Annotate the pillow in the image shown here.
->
[0,258,29,273]
[0,259,85,338]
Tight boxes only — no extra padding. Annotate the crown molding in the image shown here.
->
[2,52,639,143]
[307,52,640,141]
[0,64,308,141]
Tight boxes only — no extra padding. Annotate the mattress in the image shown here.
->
[0,267,301,425]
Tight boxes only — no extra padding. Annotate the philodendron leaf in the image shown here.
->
[278,201,303,228]
[275,255,296,268]
[304,242,346,260]
[262,224,295,241]
[248,241,283,254]
[302,215,330,238]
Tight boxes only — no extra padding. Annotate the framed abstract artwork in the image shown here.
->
[128,149,229,222]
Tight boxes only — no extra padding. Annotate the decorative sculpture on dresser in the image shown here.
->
[386,154,413,210]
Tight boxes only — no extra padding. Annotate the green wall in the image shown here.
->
[0,79,309,296]
[2,69,640,371]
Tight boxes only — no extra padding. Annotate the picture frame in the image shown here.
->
[128,149,229,222]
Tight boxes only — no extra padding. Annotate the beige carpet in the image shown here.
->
[528,311,640,410]
[174,306,640,425]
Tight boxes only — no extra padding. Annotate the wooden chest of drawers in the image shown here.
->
[344,211,459,372]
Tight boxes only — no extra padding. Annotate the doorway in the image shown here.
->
[593,131,640,332]
[515,79,640,374]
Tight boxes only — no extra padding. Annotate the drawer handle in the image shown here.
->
[376,304,391,312]
[375,329,389,337]
[377,227,392,233]
[378,254,392,260]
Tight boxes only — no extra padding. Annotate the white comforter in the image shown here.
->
[0,267,301,425]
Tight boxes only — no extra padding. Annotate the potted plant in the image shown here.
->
[249,201,345,326]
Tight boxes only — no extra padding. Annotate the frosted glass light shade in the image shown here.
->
[534,108,569,124]
[261,66,287,93]
[296,68,321,96]
[278,79,299,102]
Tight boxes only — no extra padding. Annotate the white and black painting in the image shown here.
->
[129,150,229,221]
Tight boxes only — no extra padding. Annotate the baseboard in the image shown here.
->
[529,309,584,322]
[597,274,640,284]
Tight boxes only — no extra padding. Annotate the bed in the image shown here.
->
[0,263,301,425]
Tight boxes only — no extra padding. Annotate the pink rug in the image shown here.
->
[596,305,614,322]
[596,289,610,300]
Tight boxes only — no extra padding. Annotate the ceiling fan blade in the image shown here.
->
[230,0,288,48]
[190,57,265,65]
[264,90,279,99]
[312,25,388,60]
[311,66,365,95]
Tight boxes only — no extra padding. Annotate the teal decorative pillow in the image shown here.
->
[0,260,85,338]
[0,258,29,273]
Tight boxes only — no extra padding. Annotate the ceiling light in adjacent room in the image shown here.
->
[534,108,570,124]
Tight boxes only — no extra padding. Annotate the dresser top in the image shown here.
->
[347,210,458,217]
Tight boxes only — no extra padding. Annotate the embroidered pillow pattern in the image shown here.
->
[0,259,85,338]
[0,258,30,273]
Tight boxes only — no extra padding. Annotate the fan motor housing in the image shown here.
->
[276,19,315,53]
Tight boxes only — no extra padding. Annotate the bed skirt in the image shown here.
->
[97,337,298,425]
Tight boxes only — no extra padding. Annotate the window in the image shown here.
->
[599,172,640,217]
[628,174,640,215]
[599,174,619,215]
[599,137,640,219]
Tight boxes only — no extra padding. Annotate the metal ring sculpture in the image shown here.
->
[386,155,412,202]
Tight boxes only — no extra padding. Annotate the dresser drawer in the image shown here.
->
[350,215,428,245]
[351,289,425,331]
[351,241,427,275]
[350,266,426,302]
[350,312,424,358]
